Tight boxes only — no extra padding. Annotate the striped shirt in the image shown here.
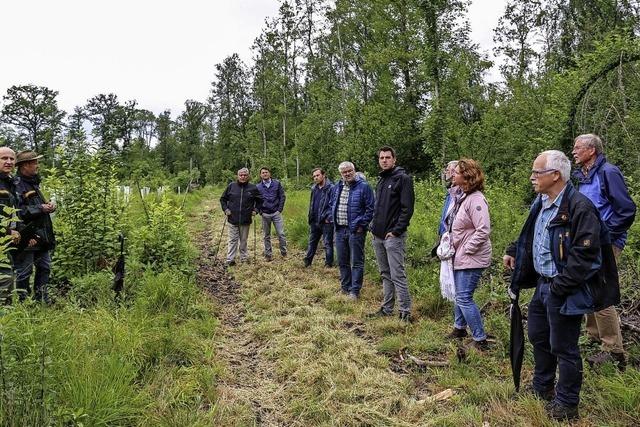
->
[336,183,350,226]
[533,187,566,278]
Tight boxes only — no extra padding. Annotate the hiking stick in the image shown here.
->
[253,218,257,263]
[213,216,227,260]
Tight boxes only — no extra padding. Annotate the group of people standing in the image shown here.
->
[218,133,635,422]
[0,147,56,305]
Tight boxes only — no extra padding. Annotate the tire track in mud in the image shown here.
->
[193,204,284,426]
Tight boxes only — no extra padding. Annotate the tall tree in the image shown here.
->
[0,84,66,158]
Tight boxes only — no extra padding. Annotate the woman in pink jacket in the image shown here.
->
[445,158,492,350]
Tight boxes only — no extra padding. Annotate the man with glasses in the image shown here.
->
[330,161,374,300]
[572,134,635,370]
[504,150,618,421]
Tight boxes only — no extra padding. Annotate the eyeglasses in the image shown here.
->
[530,168,557,178]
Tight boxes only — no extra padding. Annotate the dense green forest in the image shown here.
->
[2,0,639,187]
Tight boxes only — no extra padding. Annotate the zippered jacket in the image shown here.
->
[329,177,375,232]
[15,173,56,251]
[256,179,286,214]
[308,179,333,225]
[507,184,620,314]
[220,181,263,226]
[370,167,414,238]
[572,154,636,249]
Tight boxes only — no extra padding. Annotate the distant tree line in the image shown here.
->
[1,0,639,187]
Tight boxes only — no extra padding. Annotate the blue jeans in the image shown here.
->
[335,226,366,295]
[304,222,334,266]
[528,279,584,407]
[14,249,52,303]
[453,268,487,341]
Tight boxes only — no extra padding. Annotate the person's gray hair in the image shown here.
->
[540,150,571,182]
[338,161,354,172]
[574,133,604,155]
[237,167,249,174]
[446,160,458,169]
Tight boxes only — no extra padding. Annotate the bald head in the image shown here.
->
[0,147,16,175]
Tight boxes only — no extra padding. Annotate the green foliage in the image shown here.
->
[44,150,124,280]
[128,195,195,273]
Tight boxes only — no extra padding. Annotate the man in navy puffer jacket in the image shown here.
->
[330,161,375,299]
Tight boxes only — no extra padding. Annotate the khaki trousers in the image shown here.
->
[585,245,624,354]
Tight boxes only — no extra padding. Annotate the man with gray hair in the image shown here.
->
[220,168,263,266]
[504,150,619,421]
[330,161,375,299]
[572,133,635,370]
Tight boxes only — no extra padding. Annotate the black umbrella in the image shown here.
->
[509,288,525,392]
[112,234,125,299]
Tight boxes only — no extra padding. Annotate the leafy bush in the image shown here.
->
[128,196,195,273]
[44,150,124,280]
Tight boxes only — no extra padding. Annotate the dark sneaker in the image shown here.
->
[545,400,579,421]
[303,259,311,268]
[281,252,287,258]
[225,260,236,267]
[446,328,468,339]
[399,311,412,323]
[324,263,333,268]
[265,255,273,262]
[367,308,392,318]
[523,384,555,402]
[469,339,490,352]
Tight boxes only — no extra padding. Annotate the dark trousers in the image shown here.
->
[304,222,334,266]
[14,249,52,303]
[335,225,366,295]
[528,279,583,407]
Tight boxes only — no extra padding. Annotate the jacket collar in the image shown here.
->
[572,154,606,183]
[549,183,575,226]
[18,173,40,185]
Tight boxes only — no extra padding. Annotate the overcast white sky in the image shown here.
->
[0,0,507,118]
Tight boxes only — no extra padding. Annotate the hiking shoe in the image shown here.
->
[368,308,392,318]
[522,384,555,402]
[399,311,412,323]
[225,260,236,267]
[446,328,468,339]
[587,351,626,371]
[468,339,490,352]
[545,400,579,421]
[303,259,311,268]
[265,255,273,262]
[347,293,359,300]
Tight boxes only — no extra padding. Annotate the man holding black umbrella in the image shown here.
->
[503,150,619,421]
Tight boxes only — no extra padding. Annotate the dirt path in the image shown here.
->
[193,203,285,426]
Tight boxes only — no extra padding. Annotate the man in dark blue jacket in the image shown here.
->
[504,150,619,421]
[256,167,287,261]
[220,168,263,266]
[304,168,334,267]
[330,161,375,299]
[14,150,56,304]
[572,134,635,369]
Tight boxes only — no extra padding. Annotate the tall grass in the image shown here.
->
[0,189,221,426]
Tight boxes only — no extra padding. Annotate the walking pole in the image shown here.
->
[253,218,257,264]
[213,216,227,260]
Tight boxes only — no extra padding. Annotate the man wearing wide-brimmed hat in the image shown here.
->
[14,150,56,304]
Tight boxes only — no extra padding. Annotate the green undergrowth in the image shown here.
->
[222,181,639,426]
[0,187,222,426]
